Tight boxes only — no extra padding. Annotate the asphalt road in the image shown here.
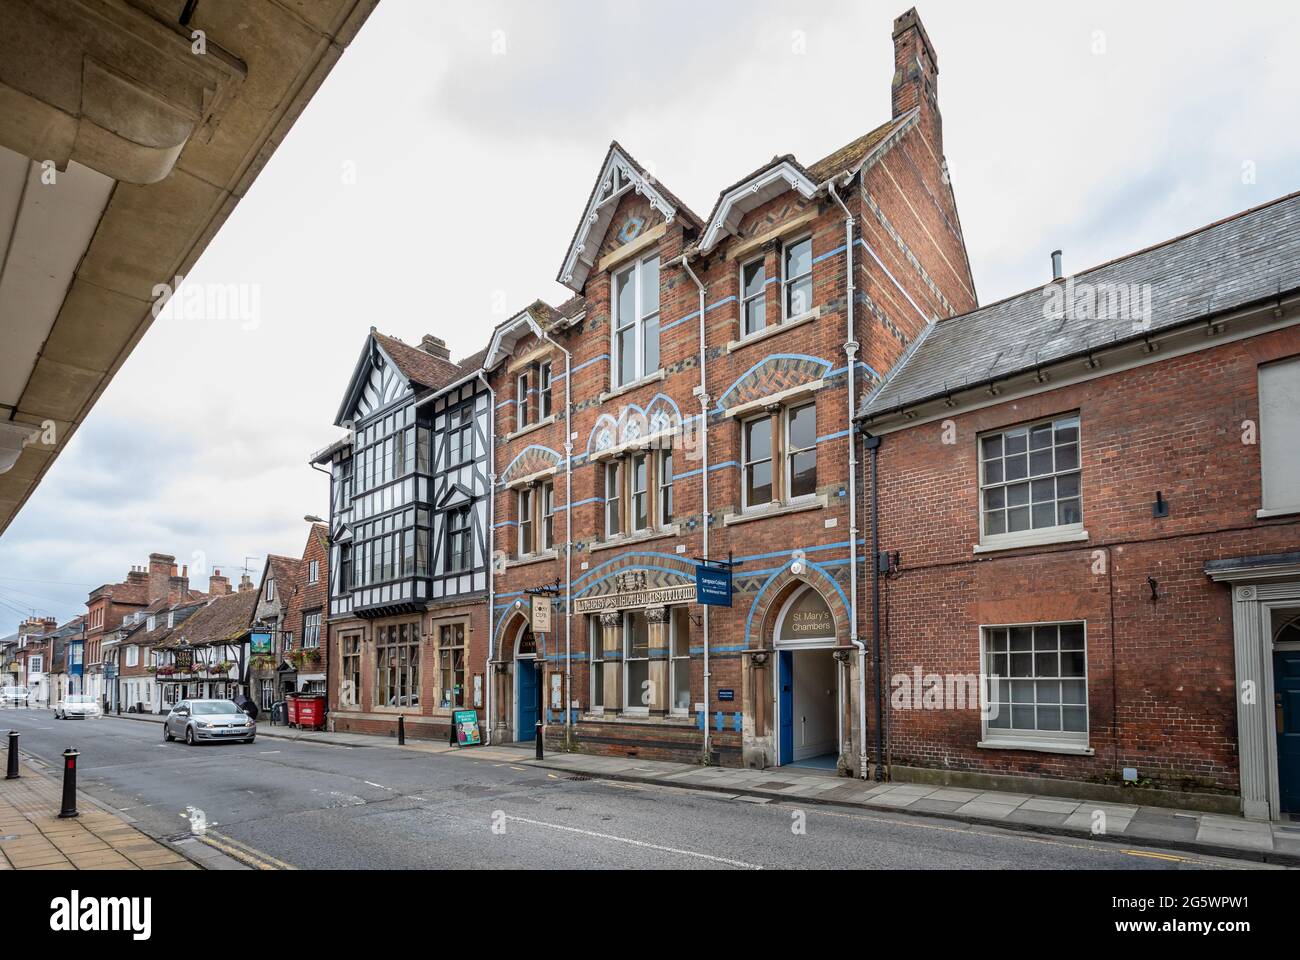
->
[0,708,1270,871]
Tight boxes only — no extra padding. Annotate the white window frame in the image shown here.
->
[1258,356,1300,517]
[978,621,1091,754]
[588,615,604,716]
[621,610,650,716]
[308,560,320,584]
[611,253,661,388]
[977,415,1084,551]
[784,401,818,503]
[739,255,767,337]
[538,360,553,421]
[266,579,275,602]
[658,449,674,526]
[28,655,43,674]
[540,481,555,551]
[604,461,623,538]
[781,234,813,319]
[126,645,139,667]
[147,616,156,632]
[741,413,775,511]
[303,611,321,649]
[517,488,535,555]
[669,607,690,716]
[516,371,531,429]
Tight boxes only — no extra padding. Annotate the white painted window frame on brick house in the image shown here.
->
[782,234,813,319]
[610,252,661,389]
[975,414,1088,554]
[977,620,1094,756]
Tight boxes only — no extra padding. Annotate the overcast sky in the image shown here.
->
[2,0,1298,626]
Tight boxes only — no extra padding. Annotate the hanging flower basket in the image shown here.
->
[146,665,157,674]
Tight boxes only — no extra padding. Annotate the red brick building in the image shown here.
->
[856,194,1300,818]
[478,8,974,770]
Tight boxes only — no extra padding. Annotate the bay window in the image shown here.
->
[612,254,660,388]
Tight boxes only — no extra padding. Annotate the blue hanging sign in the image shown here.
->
[695,565,733,607]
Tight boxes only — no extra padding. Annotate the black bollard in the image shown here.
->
[5,731,18,780]
[449,718,457,747]
[58,749,79,819]
[397,714,405,746]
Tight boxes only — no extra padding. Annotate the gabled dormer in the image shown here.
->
[556,141,702,295]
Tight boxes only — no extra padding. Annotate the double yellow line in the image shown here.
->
[197,830,296,870]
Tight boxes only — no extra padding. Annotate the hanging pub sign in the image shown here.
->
[695,564,733,607]
[452,708,482,747]
[530,595,552,634]
[173,646,193,671]
[250,632,272,655]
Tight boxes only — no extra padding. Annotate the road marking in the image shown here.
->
[1122,849,1186,862]
[258,751,281,755]
[509,765,526,771]
[363,780,392,790]
[503,814,762,869]
[200,830,297,870]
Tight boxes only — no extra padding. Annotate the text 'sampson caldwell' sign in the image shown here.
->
[573,570,696,615]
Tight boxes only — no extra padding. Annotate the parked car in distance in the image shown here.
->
[0,686,30,707]
[164,699,256,745]
[55,694,102,719]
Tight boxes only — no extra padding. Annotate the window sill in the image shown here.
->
[600,369,666,403]
[506,550,559,569]
[726,306,821,354]
[1257,506,1300,519]
[978,738,1094,756]
[504,414,556,444]
[973,527,1088,554]
[724,495,827,527]
[591,526,680,553]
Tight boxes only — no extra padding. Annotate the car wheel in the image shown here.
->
[245,737,255,744]
[163,725,173,742]
[185,726,196,746]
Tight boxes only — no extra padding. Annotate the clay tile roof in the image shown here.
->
[170,591,257,648]
[806,115,909,182]
[372,331,465,391]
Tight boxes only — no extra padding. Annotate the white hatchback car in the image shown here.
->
[0,686,30,707]
[55,694,102,719]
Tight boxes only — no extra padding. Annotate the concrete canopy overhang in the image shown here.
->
[0,0,381,536]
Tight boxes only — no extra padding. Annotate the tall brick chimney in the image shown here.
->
[238,573,255,593]
[208,568,231,597]
[147,553,175,603]
[168,564,190,603]
[126,567,148,586]
[420,335,451,360]
[891,8,942,152]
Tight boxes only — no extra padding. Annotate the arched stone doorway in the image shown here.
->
[773,584,840,768]
[514,620,539,743]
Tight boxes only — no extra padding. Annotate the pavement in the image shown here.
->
[0,750,198,871]
[98,708,1300,867]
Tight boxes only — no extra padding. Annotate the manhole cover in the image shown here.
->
[566,775,591,782]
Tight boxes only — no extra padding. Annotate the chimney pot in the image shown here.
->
[1051,249,1063,280]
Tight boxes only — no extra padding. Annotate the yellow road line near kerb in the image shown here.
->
[198,830,297,870]
[1121,849,1187,862]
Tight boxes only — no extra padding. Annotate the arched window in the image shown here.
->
[776,585,836,646]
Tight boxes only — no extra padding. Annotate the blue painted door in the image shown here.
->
[516,659,538,743]
[778,651,793,765]
[1275,650,1300,813]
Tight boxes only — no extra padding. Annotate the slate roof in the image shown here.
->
[860,192,1300,419]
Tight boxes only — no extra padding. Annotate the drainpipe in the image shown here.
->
[530,326,574,731]
[827,180,868,779]
[675,253,711,761]
[864,430,884,780]
[476,372,497,745]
